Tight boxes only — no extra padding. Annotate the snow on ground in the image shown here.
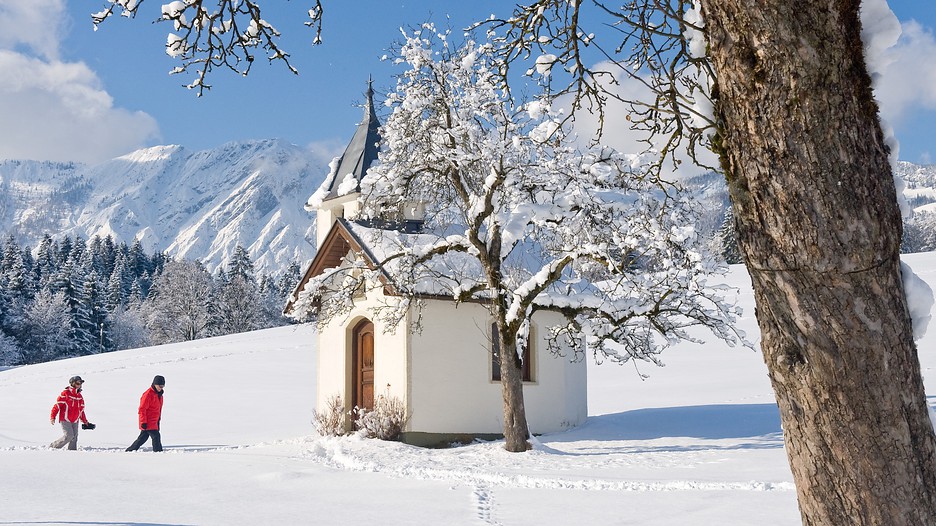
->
[3,253,936,525]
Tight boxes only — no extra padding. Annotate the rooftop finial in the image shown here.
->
[364,76,375,121]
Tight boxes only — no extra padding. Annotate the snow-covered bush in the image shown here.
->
[312,394,347,437]
[353,390,408,441]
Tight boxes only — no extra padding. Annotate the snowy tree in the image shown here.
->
[34,234,58,290]
[144,260,217,343]
[1,245,31,303]
[80,268,111,354]
[57,236,73,264]
[19,290,72,364]
[100,235,118,278]
[294,29,742,452]
[0,332,22,366]
[903,212,936,253]
[717,207,742,264]
[0,280,14,347]
[109,306,151,351]
[72,252,109,355]
[216,274,262,335]
[277,260,303,299]
[227,244,256,283]
[486,0,936,521]
[68,236,86,266]
[105,259,128,312]
[128,239,151,279]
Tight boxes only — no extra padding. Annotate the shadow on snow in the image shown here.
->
[545,403,783,449]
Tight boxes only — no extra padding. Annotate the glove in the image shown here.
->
[51,419,55,425]
[82,423,96,430]
[141,423,147,430]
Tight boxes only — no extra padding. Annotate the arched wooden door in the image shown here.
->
[352,319,375,411]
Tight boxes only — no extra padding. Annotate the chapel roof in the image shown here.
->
[320,79,382,203]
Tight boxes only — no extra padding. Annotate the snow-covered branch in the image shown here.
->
[91,0,323,96]
[480,0,717,177]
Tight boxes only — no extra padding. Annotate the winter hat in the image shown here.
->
[152,375,166,386]
[69,376,84,385]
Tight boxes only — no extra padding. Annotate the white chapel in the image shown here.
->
[286,83,587,446]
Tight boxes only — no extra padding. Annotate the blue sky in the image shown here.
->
[0,1,934,165]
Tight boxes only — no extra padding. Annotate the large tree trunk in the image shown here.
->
[498,327,531,452]
[700,0,936,523]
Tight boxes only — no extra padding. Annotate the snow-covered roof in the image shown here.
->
[283,217,487,316]
[344,220,486,298]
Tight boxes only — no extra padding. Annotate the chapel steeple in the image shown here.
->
[312,79,383,248]
[320,78,381,203]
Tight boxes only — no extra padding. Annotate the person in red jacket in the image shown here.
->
[125,375,165,452]
[50,376,95,450]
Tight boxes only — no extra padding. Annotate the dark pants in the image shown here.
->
[126,429,163,452]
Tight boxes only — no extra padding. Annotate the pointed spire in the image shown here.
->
[364,75,375,120]
[321,78,382,202]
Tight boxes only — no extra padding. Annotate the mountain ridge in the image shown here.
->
[2,144,933,276]
[0,139,332,276]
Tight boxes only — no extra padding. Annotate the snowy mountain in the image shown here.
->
[898,161,936,212]
[0,139,330,275]
[2,144,932,277]
[685,162,936,241]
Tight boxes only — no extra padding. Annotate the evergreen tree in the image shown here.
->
[20,247,35,295]
[1,235,20,276]
[80,269,111,354]
[88,235,106,277]
[227,245,255,283]
[1,242,31,303]
[128,279,145,308]
[101,235,118,278]
[718,207,743,264]
[35,234,58,290]
[68,235,86,265]
[277,260,302,299]
[0,280,14,350]
[128,238,149,277]
[57,236,73,264]
[105,259,129,312]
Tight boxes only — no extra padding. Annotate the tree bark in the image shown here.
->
[498,326,531,452]
[701,0,936,523]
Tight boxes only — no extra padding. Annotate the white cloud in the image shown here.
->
[0,0,64,59]
[561,63,717,180]
[305,138,346,165]
[0,0,161,164]
[870,20,936,125]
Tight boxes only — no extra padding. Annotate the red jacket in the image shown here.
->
[138,386,164,430]
[50,386,89,424]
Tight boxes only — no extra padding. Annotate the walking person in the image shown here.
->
[126,375,165,452]
[50,376,95,450]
